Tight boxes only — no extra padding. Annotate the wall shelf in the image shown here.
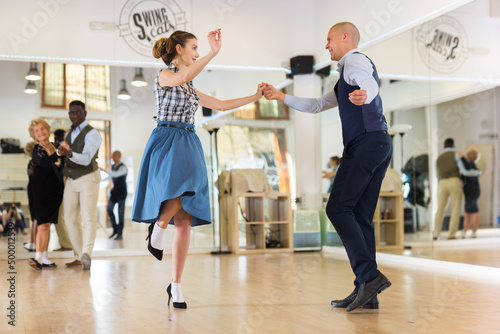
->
[221,192,293,254]
[0,154,29,206]
[374,192,404,250]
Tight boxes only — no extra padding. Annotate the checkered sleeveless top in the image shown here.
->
[154,63,200,124]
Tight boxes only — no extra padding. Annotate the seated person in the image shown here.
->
[323,156,340,193]
[2,204,27,235]
[0,206,3,233]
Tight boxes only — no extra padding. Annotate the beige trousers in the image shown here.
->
[55,201,72,249]
[63,170,101,259]
[434,177,463,239]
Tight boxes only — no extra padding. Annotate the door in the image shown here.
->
[466,143,495,227]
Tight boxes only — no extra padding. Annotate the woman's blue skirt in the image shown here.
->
[132,121,211,226]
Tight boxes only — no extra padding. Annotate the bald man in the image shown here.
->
[264,22,392,312]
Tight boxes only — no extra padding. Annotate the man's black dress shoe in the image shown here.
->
[346,273,391,312]
[331,290,379,309]
[42,263,58,268]
[109,232,117,239]
[114,234,123,240]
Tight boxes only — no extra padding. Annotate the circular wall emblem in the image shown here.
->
[415,16,468,73]
[118,0,188,57]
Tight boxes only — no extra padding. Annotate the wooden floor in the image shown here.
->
[1,245,500,333]
[382,228,500,269]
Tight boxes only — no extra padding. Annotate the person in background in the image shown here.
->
[23,140,38,251]
[101,150,128,240]
[52,129,73,252]
[433,138,481,240]
[57,100,102,270]
[3,204,27,235]
[53,129,65,146]
[27,118,64,270]
[323,156,340,193]
[460,148,481,238]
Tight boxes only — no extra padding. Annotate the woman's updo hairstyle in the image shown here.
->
[153,30,197,65]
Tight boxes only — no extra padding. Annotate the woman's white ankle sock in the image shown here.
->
[171,282,184,303]
[151,222,166,249]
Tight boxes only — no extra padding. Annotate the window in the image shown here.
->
[42,63,110,112]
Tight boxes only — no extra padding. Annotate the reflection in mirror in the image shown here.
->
[216,125,291,192]
[1,52,499,269]
[0,61,291,259]
[389,105,433,256]
[319,66,500,267]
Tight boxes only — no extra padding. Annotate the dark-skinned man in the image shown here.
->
[57,100,102,270]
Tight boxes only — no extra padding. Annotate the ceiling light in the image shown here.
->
[24,80,38,94]
[117,79,131,100]
[131,68,148,87]
[25,62,41,80]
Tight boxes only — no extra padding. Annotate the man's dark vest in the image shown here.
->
[64,125,99,180]
[334,52,387,146]
[110,162,127,197]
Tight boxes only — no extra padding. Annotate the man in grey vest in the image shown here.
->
[57,100,102,270]
[433,138,481,240]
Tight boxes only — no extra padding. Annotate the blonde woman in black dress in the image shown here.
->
[27,118,64,270]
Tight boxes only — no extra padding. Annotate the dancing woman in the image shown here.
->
[132,29,263,309]
[27,118,64,270]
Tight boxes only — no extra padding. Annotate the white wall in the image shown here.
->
[366,1,500,81]
[392,107,428,172]
[0,0,475,69]
[0,62,39,140]
[0,0,306,66]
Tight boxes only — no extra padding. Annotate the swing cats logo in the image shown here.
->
[415,15,469,74]
[118,0,189,57]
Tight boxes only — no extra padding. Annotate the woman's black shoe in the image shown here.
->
[146,223,163,261]
[166,284,187,309]
[42,263,58,268]
[23,242,36,252]
[28,258,42,270]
